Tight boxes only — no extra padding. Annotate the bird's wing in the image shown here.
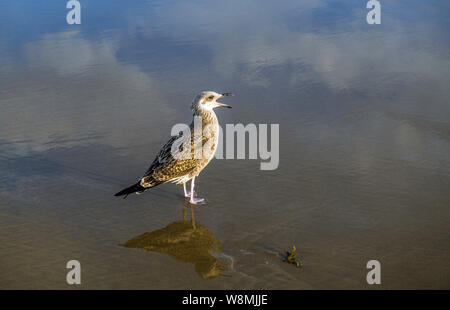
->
[141,131,205,183]
[143,135,178,176]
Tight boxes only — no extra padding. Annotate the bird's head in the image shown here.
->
[191,91,233,113]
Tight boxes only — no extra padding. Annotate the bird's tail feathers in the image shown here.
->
[114,182,146,199]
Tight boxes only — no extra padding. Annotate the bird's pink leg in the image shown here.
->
[183,181,196,198]
[189,177,205,204]
[183,182,190,198]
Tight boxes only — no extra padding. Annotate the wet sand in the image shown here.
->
[0,0,449,289]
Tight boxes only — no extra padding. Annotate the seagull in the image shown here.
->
[114,91,233,204]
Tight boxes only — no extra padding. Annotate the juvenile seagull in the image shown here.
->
[114,91,233,204]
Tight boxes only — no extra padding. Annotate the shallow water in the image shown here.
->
[0,0,449,289]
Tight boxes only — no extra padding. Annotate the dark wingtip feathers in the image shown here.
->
[114,182,145,198]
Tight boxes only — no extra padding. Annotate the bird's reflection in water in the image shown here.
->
[123,202,232,279]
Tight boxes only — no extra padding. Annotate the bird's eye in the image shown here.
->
[207,95,214,100]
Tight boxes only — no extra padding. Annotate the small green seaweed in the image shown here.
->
[283,245,303,268]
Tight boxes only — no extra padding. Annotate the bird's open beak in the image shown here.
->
[217,93,233,108]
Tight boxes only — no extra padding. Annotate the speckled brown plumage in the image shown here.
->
[140,110,219,186]
[114,91,232,202]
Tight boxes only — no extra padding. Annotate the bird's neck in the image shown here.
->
[193,109,218,126]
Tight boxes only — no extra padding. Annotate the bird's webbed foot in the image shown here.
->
[189,197,205,205]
